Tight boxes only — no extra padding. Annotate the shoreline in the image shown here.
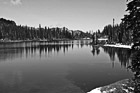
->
[0,40,132,49]
[0,39,92,43]
[88,44,133,93]
[0,39,71,44]
[103,44,132,49]
[87,79,134,93]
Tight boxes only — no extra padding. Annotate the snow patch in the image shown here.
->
[108,88,116,92]
[87,87,102,93]
[122,89,129,93]
[104,44,131,49]
[128,87,134,90]
[88,87,117,93]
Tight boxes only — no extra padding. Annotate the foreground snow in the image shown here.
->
[87,79,134,93]
[104,44,132,49]
[87,87,117,93]
[87,88,102,93]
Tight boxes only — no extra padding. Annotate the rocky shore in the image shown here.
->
[88,79,134,93]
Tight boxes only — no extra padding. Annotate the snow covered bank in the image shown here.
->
[87,88,102,93]
[87,87,117,93]
[104,44,132,49]
[87,79,134,93]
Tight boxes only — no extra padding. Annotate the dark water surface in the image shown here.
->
[0,40,133,93]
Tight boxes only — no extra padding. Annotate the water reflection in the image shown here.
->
[25,44,72,57]
[0,41,133,93]
[92,46,131,68]
[0,46,24,62]
[0,40,91,62]
[66,45,133,92]
[91,46,140,92]
[91,46,100,56]
[102,46,116,63]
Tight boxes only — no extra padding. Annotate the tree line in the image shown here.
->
[101,23,132,44]
[101,0,140,92]
[93,0,140,45]
[0,18,92,41]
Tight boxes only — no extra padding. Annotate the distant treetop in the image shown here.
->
[0,18,16,25]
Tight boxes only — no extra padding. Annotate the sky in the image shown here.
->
[0,0,126,32]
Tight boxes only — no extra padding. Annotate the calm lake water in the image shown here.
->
[0,40,133,93]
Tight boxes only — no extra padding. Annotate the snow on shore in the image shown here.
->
[104,44,132,49]
[87,88,102,93]
[87,79,134,93]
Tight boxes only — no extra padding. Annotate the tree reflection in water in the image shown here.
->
[0,42,74,62]
[91,46,140,92]
[0,43,25,62]
[0,40,90,62]
[92,46,131,68]
[91,45,100,56]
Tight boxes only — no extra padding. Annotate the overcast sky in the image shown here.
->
[0,0,126,32]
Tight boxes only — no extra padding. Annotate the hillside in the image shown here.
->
[0,18,91,41]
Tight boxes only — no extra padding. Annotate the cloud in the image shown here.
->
[10,0,22,5]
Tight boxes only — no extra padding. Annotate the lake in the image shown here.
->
[0,40,133,93]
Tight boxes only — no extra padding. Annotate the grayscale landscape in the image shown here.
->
[0,0,140,93]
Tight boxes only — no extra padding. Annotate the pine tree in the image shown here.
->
[123,0,140,44]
